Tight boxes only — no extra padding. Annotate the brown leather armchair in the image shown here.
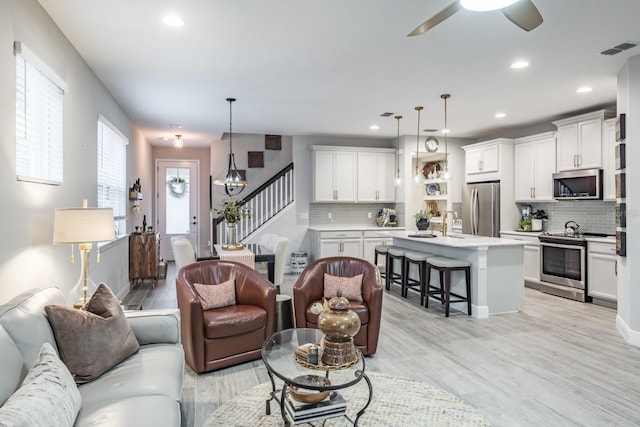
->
[176,260,276,373]
[293,257,383,356]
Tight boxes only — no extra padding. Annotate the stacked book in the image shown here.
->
[284,390,347,425]
[295,343,316,362]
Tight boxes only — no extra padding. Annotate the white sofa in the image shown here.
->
[0,286,184,426]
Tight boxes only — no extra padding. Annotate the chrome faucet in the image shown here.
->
[441,210,456,237]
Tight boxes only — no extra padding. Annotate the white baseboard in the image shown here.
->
[616,315,640,348]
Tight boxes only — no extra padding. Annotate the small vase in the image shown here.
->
[416,218,430,231]
[222,223,244,250]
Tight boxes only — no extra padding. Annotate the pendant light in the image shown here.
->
[414,106,423,184]
[440,94,451,181]
[214,97,247,195]
[394,115,403,187]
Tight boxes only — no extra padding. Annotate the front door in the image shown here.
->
[156,160,199,261]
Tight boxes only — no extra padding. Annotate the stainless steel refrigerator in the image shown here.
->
[462,182,500,237]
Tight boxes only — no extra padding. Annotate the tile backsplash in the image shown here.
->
[518,201,616,235]
[310,203,405,227]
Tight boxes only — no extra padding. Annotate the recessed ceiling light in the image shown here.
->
[441,129,451,134]
[162,15,185,27]
[370,125,380,130]
[577,86,593,93]
[495,112,506,118]
[510,60,529,69]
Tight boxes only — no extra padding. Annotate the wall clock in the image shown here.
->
[424,136,439,152]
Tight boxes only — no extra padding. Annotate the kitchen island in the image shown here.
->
[377,230,525,318]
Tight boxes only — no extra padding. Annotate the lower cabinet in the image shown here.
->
[319,239,362,258]
[588,241,617,303]
[362,233,393,265]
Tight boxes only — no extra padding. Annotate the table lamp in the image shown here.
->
[53,199,114,308]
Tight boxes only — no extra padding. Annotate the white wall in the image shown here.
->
[616,54,640,347]
[0,0,151,303]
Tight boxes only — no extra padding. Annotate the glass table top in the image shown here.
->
[261,328,365,390]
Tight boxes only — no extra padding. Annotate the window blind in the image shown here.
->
[97,115,128,233]
[15,42,66,185]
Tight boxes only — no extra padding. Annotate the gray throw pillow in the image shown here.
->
[0,342,81,426]
[44,283,139,384]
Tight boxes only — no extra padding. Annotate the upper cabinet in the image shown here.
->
[357,151,396,202]
[462,138,514,183]
[311,146,396,203]
[312,148,357,202]
[553,110,615,172]
[514,132,556,202]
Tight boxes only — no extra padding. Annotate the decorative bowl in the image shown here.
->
[288,375,331,403]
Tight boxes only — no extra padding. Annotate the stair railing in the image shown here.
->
[213,163,294,244]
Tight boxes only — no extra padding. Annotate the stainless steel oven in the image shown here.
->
[538,234,587,302]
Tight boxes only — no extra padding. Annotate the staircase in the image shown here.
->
[213,162,294,244]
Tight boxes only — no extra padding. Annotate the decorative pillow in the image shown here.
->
[0,342,81,426]
[44,283,139,384]
[193,280,236,310]
[323,273,363,302]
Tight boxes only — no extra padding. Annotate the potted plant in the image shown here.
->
[214,198,250,250]
[214,198,250,224]
[519,216,532,231]
[414,209,433,231]
[531,209,547,231]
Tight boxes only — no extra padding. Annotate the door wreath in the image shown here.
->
[168,176,188,199]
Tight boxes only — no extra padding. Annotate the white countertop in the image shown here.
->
[377,230,525,248]
[309,225,405,231]
[500,230,616,244]
[500,230,543,237]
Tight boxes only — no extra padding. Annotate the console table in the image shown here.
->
[129,232,159,289]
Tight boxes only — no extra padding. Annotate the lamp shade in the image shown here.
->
[53,208,115,244]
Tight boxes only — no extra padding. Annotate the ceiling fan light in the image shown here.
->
[460,0,520,12]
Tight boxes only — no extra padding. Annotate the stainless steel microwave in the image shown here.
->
[553,169,602,200]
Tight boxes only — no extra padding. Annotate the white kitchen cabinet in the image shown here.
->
[357,151,396,202]
[312,148,357,202]
[462,138,513,183]
[553,110,614,172]
[363,231,393,264]
[500,232,540,286]
[588,240,617,302]
[603,118,617,201]
[514,132,556,202]
[311,230,363,260]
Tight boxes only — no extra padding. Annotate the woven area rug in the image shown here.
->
[207,371,491,426]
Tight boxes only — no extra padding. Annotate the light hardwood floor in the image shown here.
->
[124,264,640,426]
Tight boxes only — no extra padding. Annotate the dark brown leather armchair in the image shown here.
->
[176,260,276,373]
[293,257,383,356]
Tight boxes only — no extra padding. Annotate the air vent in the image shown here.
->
[601,41,637,56]
[423,128,437,132]
[380,112,394,117]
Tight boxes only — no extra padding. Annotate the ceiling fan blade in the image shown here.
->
[407,1,462,37]
[501,0,543,31]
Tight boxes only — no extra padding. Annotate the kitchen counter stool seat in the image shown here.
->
[403,251,435,304]
[385,247,407,294]
[374,244,396,279]
[425,256,471,317]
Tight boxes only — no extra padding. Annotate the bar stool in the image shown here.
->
[374,245,391,280]
[385,247,407,293]
[402,251,434,303]
[425,257,471,317]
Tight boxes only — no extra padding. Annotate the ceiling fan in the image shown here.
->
[408,0,543,37]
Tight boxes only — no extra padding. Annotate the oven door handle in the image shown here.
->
[540,242,585,251]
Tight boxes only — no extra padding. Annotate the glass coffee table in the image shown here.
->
[261,328,373,426]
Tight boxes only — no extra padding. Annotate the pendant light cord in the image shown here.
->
[441,94,450,167]
[227,97,235,154]
[415,106,423,180]
[395,115,402,179]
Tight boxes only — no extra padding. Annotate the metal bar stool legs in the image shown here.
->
[425,257,471,317]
